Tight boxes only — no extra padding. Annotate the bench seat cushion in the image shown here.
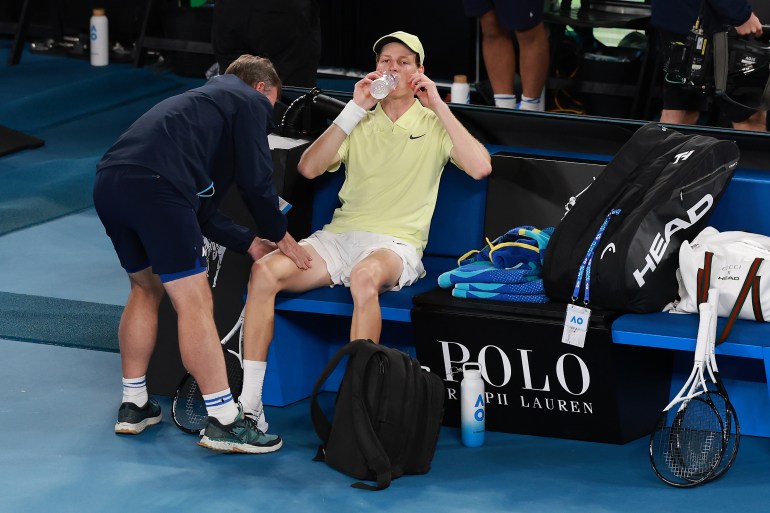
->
[275,256,458,322]
[612,312,770,359]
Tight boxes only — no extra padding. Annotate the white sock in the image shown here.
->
[122,375,148,407]
[240,360,267,417]
[519,92,545,112]
[494,94,517,109]
[203,388,239,425]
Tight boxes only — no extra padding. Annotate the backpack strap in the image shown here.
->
[310,339,394,490]
[310,340,364,446]
[717,257,764,343]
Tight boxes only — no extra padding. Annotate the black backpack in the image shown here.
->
[310,339,445,490]
[542,123,739,313]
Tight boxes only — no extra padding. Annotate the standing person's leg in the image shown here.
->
[660,109,700,125]
[162,273,230,394]
[732,110,767,131]
[478,9,518,108]
[113,268,165,434]
[516,22,549,110]
[240,241,331,431]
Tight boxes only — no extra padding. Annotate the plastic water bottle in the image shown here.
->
[90,8,109,66]
[450,75,470,104]
[460,362,485,447]
[371,73,399,100]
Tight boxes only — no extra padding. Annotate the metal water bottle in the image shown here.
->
[90,8,109,66]
[460,362,485,447]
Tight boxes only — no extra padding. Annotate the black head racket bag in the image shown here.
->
[542,123,739,313]
[310,339,444,490]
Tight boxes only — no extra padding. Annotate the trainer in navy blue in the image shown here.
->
[114,399,162,435]
[198,407,282,454]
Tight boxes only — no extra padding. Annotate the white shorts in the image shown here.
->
[302,230,425,291]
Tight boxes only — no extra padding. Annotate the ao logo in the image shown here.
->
[570,315,584,325]
[474,395,484,421]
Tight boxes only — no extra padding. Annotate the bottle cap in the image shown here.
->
[462,362,482,378]
[93,8,106,16]
[453,75,468,84]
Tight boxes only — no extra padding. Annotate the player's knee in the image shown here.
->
[349,265,380,301]
[248,259,282,296]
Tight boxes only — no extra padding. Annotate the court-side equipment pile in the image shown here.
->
[171,307,245,434]
[649,289,740,487]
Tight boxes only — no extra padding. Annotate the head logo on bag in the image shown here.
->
[632,194,715,287]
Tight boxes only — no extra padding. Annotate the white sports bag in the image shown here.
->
[669,226,770,341]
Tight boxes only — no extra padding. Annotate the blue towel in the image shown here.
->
[459,226,555,269]
[438,261,541,287]
[452,288,550,303]
[454,280,545,295]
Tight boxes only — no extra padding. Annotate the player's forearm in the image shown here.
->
[432,102,491,179]
[297,124,345,179]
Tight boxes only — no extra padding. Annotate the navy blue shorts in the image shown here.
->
[93,166,207,283]
[463,0,544,30]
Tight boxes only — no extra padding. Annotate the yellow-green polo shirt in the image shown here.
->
[325,99,456,255]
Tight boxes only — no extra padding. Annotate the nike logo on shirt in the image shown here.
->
[409,134,426,140]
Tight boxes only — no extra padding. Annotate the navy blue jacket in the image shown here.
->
[651,0,752,35]
[97,74,286,254]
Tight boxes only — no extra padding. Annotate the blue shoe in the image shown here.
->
[198,407,282,454]
[114,399,162,435]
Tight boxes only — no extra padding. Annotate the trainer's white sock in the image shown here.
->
[240,360,267,419]
[122,375,148,407]
[494,94,517,109]
[203,388,239,425]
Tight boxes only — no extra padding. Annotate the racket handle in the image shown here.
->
[694,302,712,364]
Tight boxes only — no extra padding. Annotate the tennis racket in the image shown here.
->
[171,306,245,434]
[649,302,726,487]
[701,288,740,482]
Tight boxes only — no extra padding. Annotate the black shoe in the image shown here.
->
[114,399,162,435]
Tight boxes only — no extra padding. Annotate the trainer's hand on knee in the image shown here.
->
[247,237,278,261]
[277,232,313,270]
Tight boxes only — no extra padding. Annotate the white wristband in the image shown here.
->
[333,100,366,135]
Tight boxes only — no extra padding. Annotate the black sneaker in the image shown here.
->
[198,407,282,454]
[114,399,162,435]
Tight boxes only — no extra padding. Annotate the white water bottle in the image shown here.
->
[370,72,399,100]
[460,362,485,447]
[90,8,109,67]
[450,74,470,104]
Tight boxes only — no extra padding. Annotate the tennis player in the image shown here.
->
[94,54,311,453]
[238,31,492,434]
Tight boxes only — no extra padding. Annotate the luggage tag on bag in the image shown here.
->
[562,303,590,348]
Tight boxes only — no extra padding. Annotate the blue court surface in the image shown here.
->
[2,338,770,513]
[2,40,770,513]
